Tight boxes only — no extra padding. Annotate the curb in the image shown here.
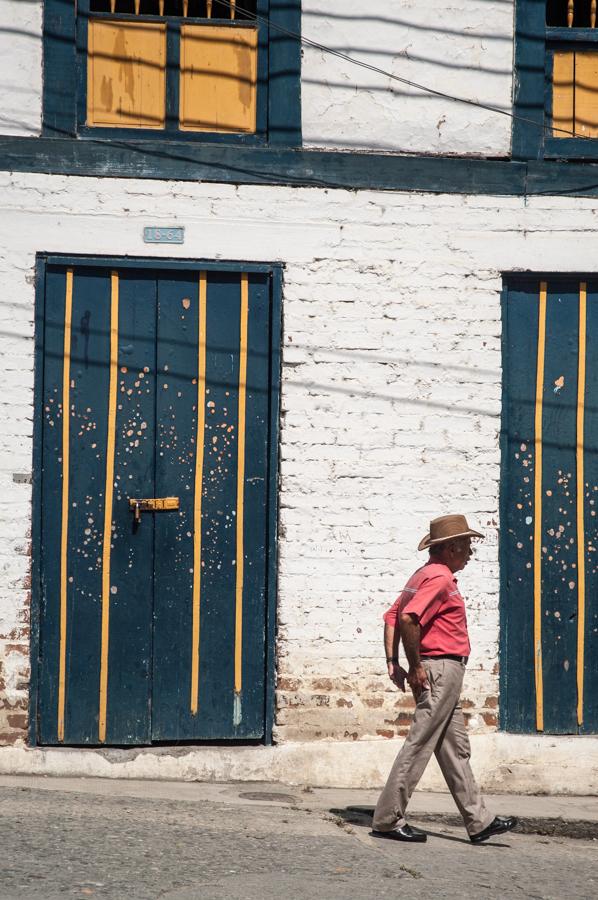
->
[412,813,598,841]
[337,806,598,841]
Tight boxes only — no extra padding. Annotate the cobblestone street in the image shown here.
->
[0,779,597,900]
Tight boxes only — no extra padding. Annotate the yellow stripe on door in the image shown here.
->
[576,282,587,727]
[57,268,73,742]
[234,273,249,725]
[98,272,120,743]
[534,281,547,733]
[191,272,208,715]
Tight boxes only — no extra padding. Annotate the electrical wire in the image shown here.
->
[221,0,586,140]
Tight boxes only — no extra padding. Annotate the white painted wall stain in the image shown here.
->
[0,1,515,155]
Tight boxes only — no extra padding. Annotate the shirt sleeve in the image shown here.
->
[382,595,402,627]
[401,575,448,628]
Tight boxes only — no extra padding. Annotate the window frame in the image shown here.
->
[514,0,598,159]
[42,0,302,147]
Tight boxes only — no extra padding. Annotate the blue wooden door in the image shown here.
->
[37,263,275,744]
[501,278,598,734]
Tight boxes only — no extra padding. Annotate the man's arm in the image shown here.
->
[400,613,430,695]
[384,622,407,692]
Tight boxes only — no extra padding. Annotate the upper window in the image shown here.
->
[514,1,598,159]
[546,0,598,140]
[42,0,301,146]
[84,1,261,134]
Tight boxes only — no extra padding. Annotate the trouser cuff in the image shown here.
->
[372,815,407,832]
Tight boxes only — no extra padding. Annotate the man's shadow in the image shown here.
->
[330,806,512,847]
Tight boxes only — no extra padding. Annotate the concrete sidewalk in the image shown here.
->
[4,775,598,900]
[1,774,597,839]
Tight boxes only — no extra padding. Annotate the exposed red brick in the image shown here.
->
[482,713,497,727]
[394,696,415,710]
[281,695,303,708]
[0,697,27,711]
[384,712,413,727]
[363,697,384,708]
[17,608,31,625]
[485,696,498,709]
[376,729,395,739]
[3,643,27,656]
[2,626,30,643]
[277,678,300,691]
[311,678,334,691]
[312,694,330,707]
[7,713,28,730]
[2,628,20,641]
[462,699,475,709]
[336,698,353,708]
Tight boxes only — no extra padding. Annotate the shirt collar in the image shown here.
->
[426,560,458,583]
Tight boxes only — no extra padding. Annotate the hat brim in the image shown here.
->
[418,529,484,552]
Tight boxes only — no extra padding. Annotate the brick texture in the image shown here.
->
[1,174,596,745]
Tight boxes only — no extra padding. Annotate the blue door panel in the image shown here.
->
[104,271,156,744]
[39,267,73,744]
[540,284,579,733]
[582,286,598,733]
[40,269,112,744]
[501,282,539,734]
[193,272,242,737]
[36,263,275,745]
[238,273,270,738]
[151,272,202,740]
[152,271,270,740]
[502,278,598,734]
[64,270,112,744]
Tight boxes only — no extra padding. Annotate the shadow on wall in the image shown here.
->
[0,0,538,150]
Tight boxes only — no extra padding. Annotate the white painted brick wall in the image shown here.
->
[0,1,515,155]
[1,172,597,745]
[0,0,42,136]
[302,0,514,155]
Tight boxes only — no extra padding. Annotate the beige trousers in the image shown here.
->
[372,658,493,836]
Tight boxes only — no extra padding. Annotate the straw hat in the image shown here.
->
[418,514,484,551]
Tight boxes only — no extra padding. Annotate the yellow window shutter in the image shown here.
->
[87,19,166,129]
[552,51,574,138]
[179,25,258,133]
[574,52,598,137]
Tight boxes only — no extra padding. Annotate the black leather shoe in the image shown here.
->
[371,823,427,843]
[470,815,518,844]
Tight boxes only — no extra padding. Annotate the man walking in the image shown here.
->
[372,514,517,844]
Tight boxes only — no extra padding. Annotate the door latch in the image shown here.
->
[129,497,180,524]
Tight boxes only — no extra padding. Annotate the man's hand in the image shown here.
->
[387,661,408,692]
[407,663,430,698]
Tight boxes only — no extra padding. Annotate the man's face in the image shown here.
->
[448,537,473,572]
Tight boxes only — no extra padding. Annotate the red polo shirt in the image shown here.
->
[383,562,471,657]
